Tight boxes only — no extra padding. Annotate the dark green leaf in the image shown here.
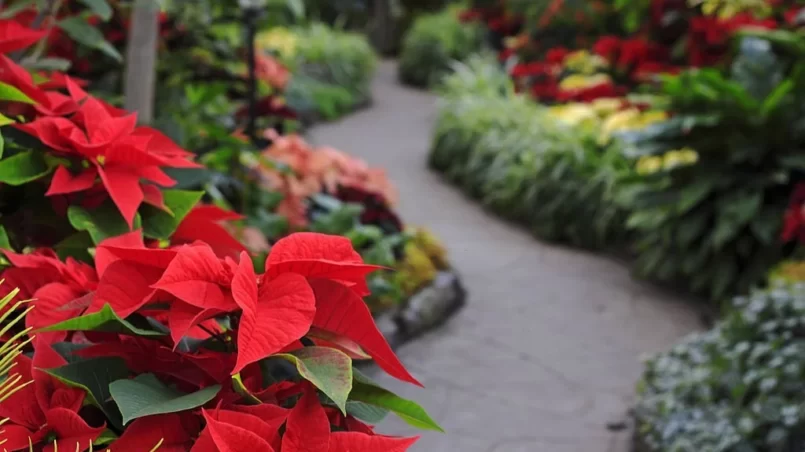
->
[24,57,72,72]
[58,17,122,61]
[110,374,221,425]
[68,203,138,244]
[0,225,10,250]
[45,357,129,428]
[38,304,165,337]
[346,401,389,424]
[0,151,54,185]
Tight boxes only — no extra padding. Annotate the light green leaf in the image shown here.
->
[78,0,113,20]
[346,400,389,424]
[0,81,35,104]
[0,151,54,185]
[24,57,72,72]
[45,357,129,428]
[58,17,122,61]
[349,371,443,432]
[38,303,165,337]
[110,374,221,425]
[141,189,204,239]
[274,347,353,414]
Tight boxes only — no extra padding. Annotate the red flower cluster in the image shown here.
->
[0,232,423,451]
[782,183,805,244]
[688,13,777,66]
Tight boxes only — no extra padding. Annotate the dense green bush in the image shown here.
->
[636,283,805,451]
[398,9,485,88]
[616,36,805,301]
[430,56,631,248]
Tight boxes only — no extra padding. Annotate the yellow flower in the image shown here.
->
[662,147,699,170]
[559,73,612,91]
[769,260,805,284]
[637,110,668,127]
[563,50,609,74]
[548,103,599,127]
[636,156,664,175]
[590,98,624,117]
[504,34,529,50]
[598,108,641,145]
[256,28,298,57]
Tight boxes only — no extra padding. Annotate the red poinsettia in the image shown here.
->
[0,19,46,54]
[0,343,104,452]
[15,91,198,226]
[688,13,777,67]
[782,183,805,243]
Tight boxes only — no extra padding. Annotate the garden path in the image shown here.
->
[308,60,702,452]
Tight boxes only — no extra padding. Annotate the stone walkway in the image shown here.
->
[308,61,701,452]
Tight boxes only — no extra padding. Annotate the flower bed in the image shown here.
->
[0,1,461,449]
[426,0,805,302]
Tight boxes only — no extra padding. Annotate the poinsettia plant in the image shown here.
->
[0,232,438,451]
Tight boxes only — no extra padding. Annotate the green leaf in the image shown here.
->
[38,304,165,337]
[58,17,122,61]
[231,373,261,405]
[0,151,54,185]
[78,0,113,20]
[141,190,204,239]
[0,113,14,127]
[0,225,11,250]
[45,357,129,428]
[110,374,221,425]
[53,232,94,262]
[349,372,443,432]
[274,347,353,414]
[68,203,138,244]
[346,401,389,424]
[0,81,35,104]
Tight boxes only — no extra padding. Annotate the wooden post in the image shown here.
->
[123,0,160,124]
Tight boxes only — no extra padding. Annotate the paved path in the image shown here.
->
[308,61,701,452]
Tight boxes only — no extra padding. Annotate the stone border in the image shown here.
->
[365,269,467,351]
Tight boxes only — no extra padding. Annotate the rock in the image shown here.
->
[395,270,466,338]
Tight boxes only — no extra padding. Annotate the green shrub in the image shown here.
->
[289,24,377,99]
[616,36,805,301]
[636,284,805,451]
[429,56,631,248]
[398,9,485,88]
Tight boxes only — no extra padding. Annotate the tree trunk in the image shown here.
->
[123,0,160,124]
[370,0,395,55]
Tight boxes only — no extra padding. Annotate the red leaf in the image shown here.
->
[45,407,105,452]
[328,432,419,452]
[265,233,381,294]
[46,166,97,196]
[168,301,224,346]
[0,20,47,54]
[231,251,258,316]
[232,273,316,375]
[26,282,86,344]
[92,260,162,318]
[281,384,330,452]
[110,413,199,452]
[199,408,276,452]
[142,184,168,210]
[310,279,421,387]
[98,165,143,229]
[152,245,237,311]
[230,404,289,432]
[173,206,247,259]
[95,231,177,278]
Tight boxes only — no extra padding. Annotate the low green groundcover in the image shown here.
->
[636,284,805,451]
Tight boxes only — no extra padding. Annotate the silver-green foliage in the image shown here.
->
[429,56,631,248]
[636,284,805,452]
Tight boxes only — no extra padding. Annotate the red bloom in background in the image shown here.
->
[782,183,805,243]
[0,19,46,54]
[593,36,621,62]
[545,47,570,65]
[785,6,805,26]
[16,92,197,227]
[557,82,625,103]
[688,14,777,66]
